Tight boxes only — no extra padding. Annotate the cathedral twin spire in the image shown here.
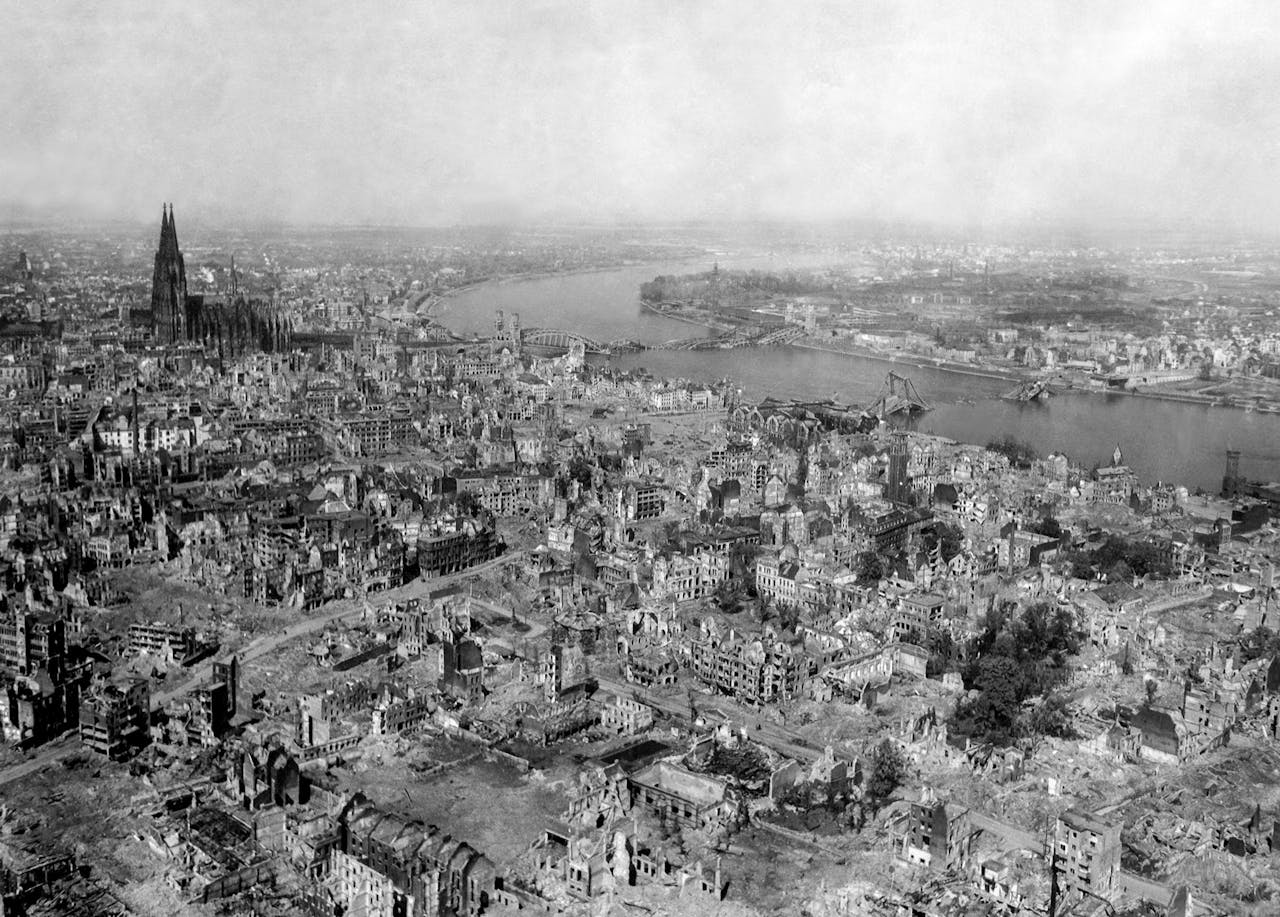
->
[158,203,179,254]
[151,202,187,344]
[149,202,289,354]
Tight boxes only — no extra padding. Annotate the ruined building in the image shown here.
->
[149,203,292,357]
[1051,808,1121,911]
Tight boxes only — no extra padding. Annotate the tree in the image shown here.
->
[848,795,869,832]
[922,522,964,561]
[1061,550,1096,580]
[961,655,1022,740]
[1240,626,1280,663]
[1091,534,1172,581]
[866,740,906,808]
[729,542,759,581]
[1107,560,1133,584]
[566,454,594,489]
[986,435,1037,469]
[953,601,1082,744]
[1028,515,1063,540]
[778,603,801,634]
[1027,694,1077,739]
[713,578,746,614]
[757,594,776,625]
[1016,602,1080,666]
[855,551,884,585]
[640,279,667,303]
[924,627,956,679]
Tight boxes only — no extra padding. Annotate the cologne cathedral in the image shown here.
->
[149,204,291,357]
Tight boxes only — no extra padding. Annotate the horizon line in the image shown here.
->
[2,208,1278,246]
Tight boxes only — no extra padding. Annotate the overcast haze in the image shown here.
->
[4,1,1280,234]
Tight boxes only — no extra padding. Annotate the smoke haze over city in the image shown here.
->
[4,0,1280,234]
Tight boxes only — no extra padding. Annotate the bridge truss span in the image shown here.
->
[520,327,609,354]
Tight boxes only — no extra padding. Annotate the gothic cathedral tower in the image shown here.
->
[150,203,187,344]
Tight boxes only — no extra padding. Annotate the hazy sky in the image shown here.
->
[4,1,1280,233]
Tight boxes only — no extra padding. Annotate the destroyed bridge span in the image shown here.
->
[1002,378,1055,402]
[869,371,932,416]
[513,324,807,356]
[610,325,808,353]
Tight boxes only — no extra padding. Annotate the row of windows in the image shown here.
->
[638,789,700,821]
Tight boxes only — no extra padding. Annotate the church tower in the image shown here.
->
[886,432,910,505]
[1223,449,1241,498]
[150,203,188,344]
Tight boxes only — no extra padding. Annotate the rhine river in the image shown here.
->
[440,255,1280,494]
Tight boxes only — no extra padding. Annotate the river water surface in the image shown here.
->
[439,256,1280,493]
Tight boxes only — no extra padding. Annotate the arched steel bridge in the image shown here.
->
[520,327,609,354]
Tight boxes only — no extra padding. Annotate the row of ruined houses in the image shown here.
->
[167,737,737,916]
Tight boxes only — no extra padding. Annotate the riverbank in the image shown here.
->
[638,301,1031,385]
[638,300,728,334]
[440,251,1280,490]
[436,257,708,310]
[789,338,1028,384]
[1071,382,1280,414]
[792,338,1280,415]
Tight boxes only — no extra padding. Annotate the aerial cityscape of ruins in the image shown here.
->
[5,4,1280,917]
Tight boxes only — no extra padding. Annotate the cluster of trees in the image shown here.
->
[854,551,884,585]
[565,454,596,489]
[849,523,962,593]
[952,601,1083,746]
[711,580,802,632]
[712,576,749,614]
[781,738,904,835]
[758,594,801,633]
[924,626,957,679]
[1239,626,1280,664]
[921,521,964,561]
[1026,515,1063,539]
[986,435,1039,469]
[1061,533,1172,582]
[450,490,488,518]
[640,269,837,304]
[865,739,906,808]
